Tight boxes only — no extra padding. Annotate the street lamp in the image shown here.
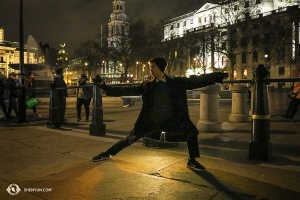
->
[84,62,88,76]
[264,54,268,67]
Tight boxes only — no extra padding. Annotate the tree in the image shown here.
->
[100,19,149,81]
[144,20,189,75]
[74,39,101,78]
[212,0,265,80]
[186,28,218,74]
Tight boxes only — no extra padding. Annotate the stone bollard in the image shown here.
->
[229,85,250,122]
[89,75,106,136]
[196,84,222,132]
[47,81,60,128]
[268,86,277,115]
[275,88,286,114]
[249,64,272,161]
[248,86,254,117]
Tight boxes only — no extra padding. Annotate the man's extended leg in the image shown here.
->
[92,129,141,162]
[185,125,206,171]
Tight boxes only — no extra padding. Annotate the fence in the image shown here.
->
[2,65,300,161]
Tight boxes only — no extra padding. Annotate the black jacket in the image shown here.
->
[25,78,36,98]
[0,79,5,96]
[54,74,68,97]
[100,72,225,140]
[5,78,18,98]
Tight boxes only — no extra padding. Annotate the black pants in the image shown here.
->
[57,95,66,122]
[8,97,19,117]
[0,97,9,119]
[286,98,300,119]
[76,97,91,120]
[105,122,200,159]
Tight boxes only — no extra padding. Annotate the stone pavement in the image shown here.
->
[0,98,299,200]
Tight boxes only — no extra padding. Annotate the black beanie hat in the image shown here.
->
[149,57,167,73]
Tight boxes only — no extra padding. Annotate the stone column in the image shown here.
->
[229,85,250,122]
[249,86,254,117]
[196,84,222,132]
[268,86,277,115]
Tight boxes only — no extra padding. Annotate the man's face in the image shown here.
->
[149,62,163,78]
[30,74,35,79]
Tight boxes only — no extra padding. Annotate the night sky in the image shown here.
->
[0,0,205,57]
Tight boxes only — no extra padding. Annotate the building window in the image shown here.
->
[242,53,247,63]
[256,0,261,4]
[120,5,123,10]
[244,1,249,8]
[253,51,258,62]
[183,21,186,26]
[177,23,180,28]
[264,33,270,44]
[279,66,285,75]
[280,47,285,62]
[252,35,258,45]
[221,31,227,36]
[170,25,173,30]
[234,5,239,11]
[242,69,247,79]
[245,12,250,19]
[121,26,125,35]
[190,19,193,24]
[265,49,271,61]
[222,56,227,66]
[222,42,226,50]
[241,37,247,47]
[198,17,202,24]
[204,17,206,23]
[234,69,237,79]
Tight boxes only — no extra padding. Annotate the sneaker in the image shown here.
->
[34,112,41,117]
[187,159,206,171]
[92,152,111,162]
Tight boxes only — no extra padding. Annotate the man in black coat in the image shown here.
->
[92,57,227,171]
[5,72,19,120]
[53,67,68,124]
[0,73,10,120]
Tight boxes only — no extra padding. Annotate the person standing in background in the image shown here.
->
[25,72,40,117]
[6,72,19,120]
[282,69,300,121]
[54,67,68,124]
[0,73,10,120]
[76,74,93,122]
